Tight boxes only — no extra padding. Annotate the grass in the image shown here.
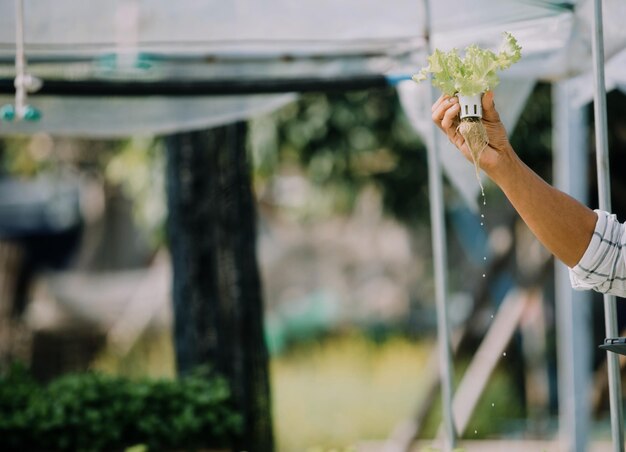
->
[270,332,434,451]
[92,328,527,450]
[92,328,176,379]
[93,330,435,450]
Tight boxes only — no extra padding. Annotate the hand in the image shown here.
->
[431,91,514,175]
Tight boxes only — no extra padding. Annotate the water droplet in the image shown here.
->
[491,402,495,407]
[482,273,486,278]
[502,352,507,357]
[480,222,484,226]
[474,430,478,435]
[490,314,494,319]
[481,214,484,218]
[483,256,487,261]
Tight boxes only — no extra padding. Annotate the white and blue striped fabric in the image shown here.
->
[570,209,626,298]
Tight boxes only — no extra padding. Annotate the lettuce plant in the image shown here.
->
[413,32,522,96]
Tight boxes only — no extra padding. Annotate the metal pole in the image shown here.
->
[553,79,591,452]
[590,1,624,450]
[14,0,26,112]
[421,0,456,449]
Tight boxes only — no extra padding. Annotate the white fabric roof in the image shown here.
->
[0,1,574,61]
[0,0,625,203]
[0,1,622,135]
[4,0,621,82]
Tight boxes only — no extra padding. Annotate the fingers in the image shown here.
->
[480,90,512,154]
[431,95,458,129]
[481,90,501,123]
[431,94,449,113]
[440,102,460,131]
[431,94,463,149]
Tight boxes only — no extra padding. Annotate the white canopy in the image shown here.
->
[0,0,624,203]
[0,0,622,135]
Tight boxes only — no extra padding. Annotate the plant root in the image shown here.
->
[457,117,488,196]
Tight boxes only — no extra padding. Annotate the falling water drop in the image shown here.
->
[502,352,507,357]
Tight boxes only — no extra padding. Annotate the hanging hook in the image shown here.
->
[1,0,42,122]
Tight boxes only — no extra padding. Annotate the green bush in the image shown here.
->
[0,364,242,451]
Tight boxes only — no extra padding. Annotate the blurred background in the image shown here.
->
[1,1,626,452]
[2,84,626,450]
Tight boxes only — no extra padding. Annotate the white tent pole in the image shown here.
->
[14,0,25,113]
[553,79,591,452]
[421,0,456,449]
[590,1,624,450]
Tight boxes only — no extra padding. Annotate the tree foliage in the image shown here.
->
[250,88,431,223]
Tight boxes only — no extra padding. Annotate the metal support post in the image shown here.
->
[590,1,624,450]
[422,0,456,449]
[553,79,591,452]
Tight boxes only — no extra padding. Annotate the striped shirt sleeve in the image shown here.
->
[569,209,626,297]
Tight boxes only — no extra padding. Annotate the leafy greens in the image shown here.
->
[413,32,522,96]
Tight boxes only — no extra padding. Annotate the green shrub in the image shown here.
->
[0,363,242,451]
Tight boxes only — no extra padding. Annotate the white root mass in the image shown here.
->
[457,117,488,195]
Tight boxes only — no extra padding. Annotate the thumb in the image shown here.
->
[482,90,501,123]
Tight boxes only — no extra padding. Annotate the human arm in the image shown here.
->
[431,91,597,268]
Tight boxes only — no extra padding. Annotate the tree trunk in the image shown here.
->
[0,240,25,371]
[165,123,274,451]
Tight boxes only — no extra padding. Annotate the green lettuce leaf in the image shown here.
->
[413,32,521,96]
